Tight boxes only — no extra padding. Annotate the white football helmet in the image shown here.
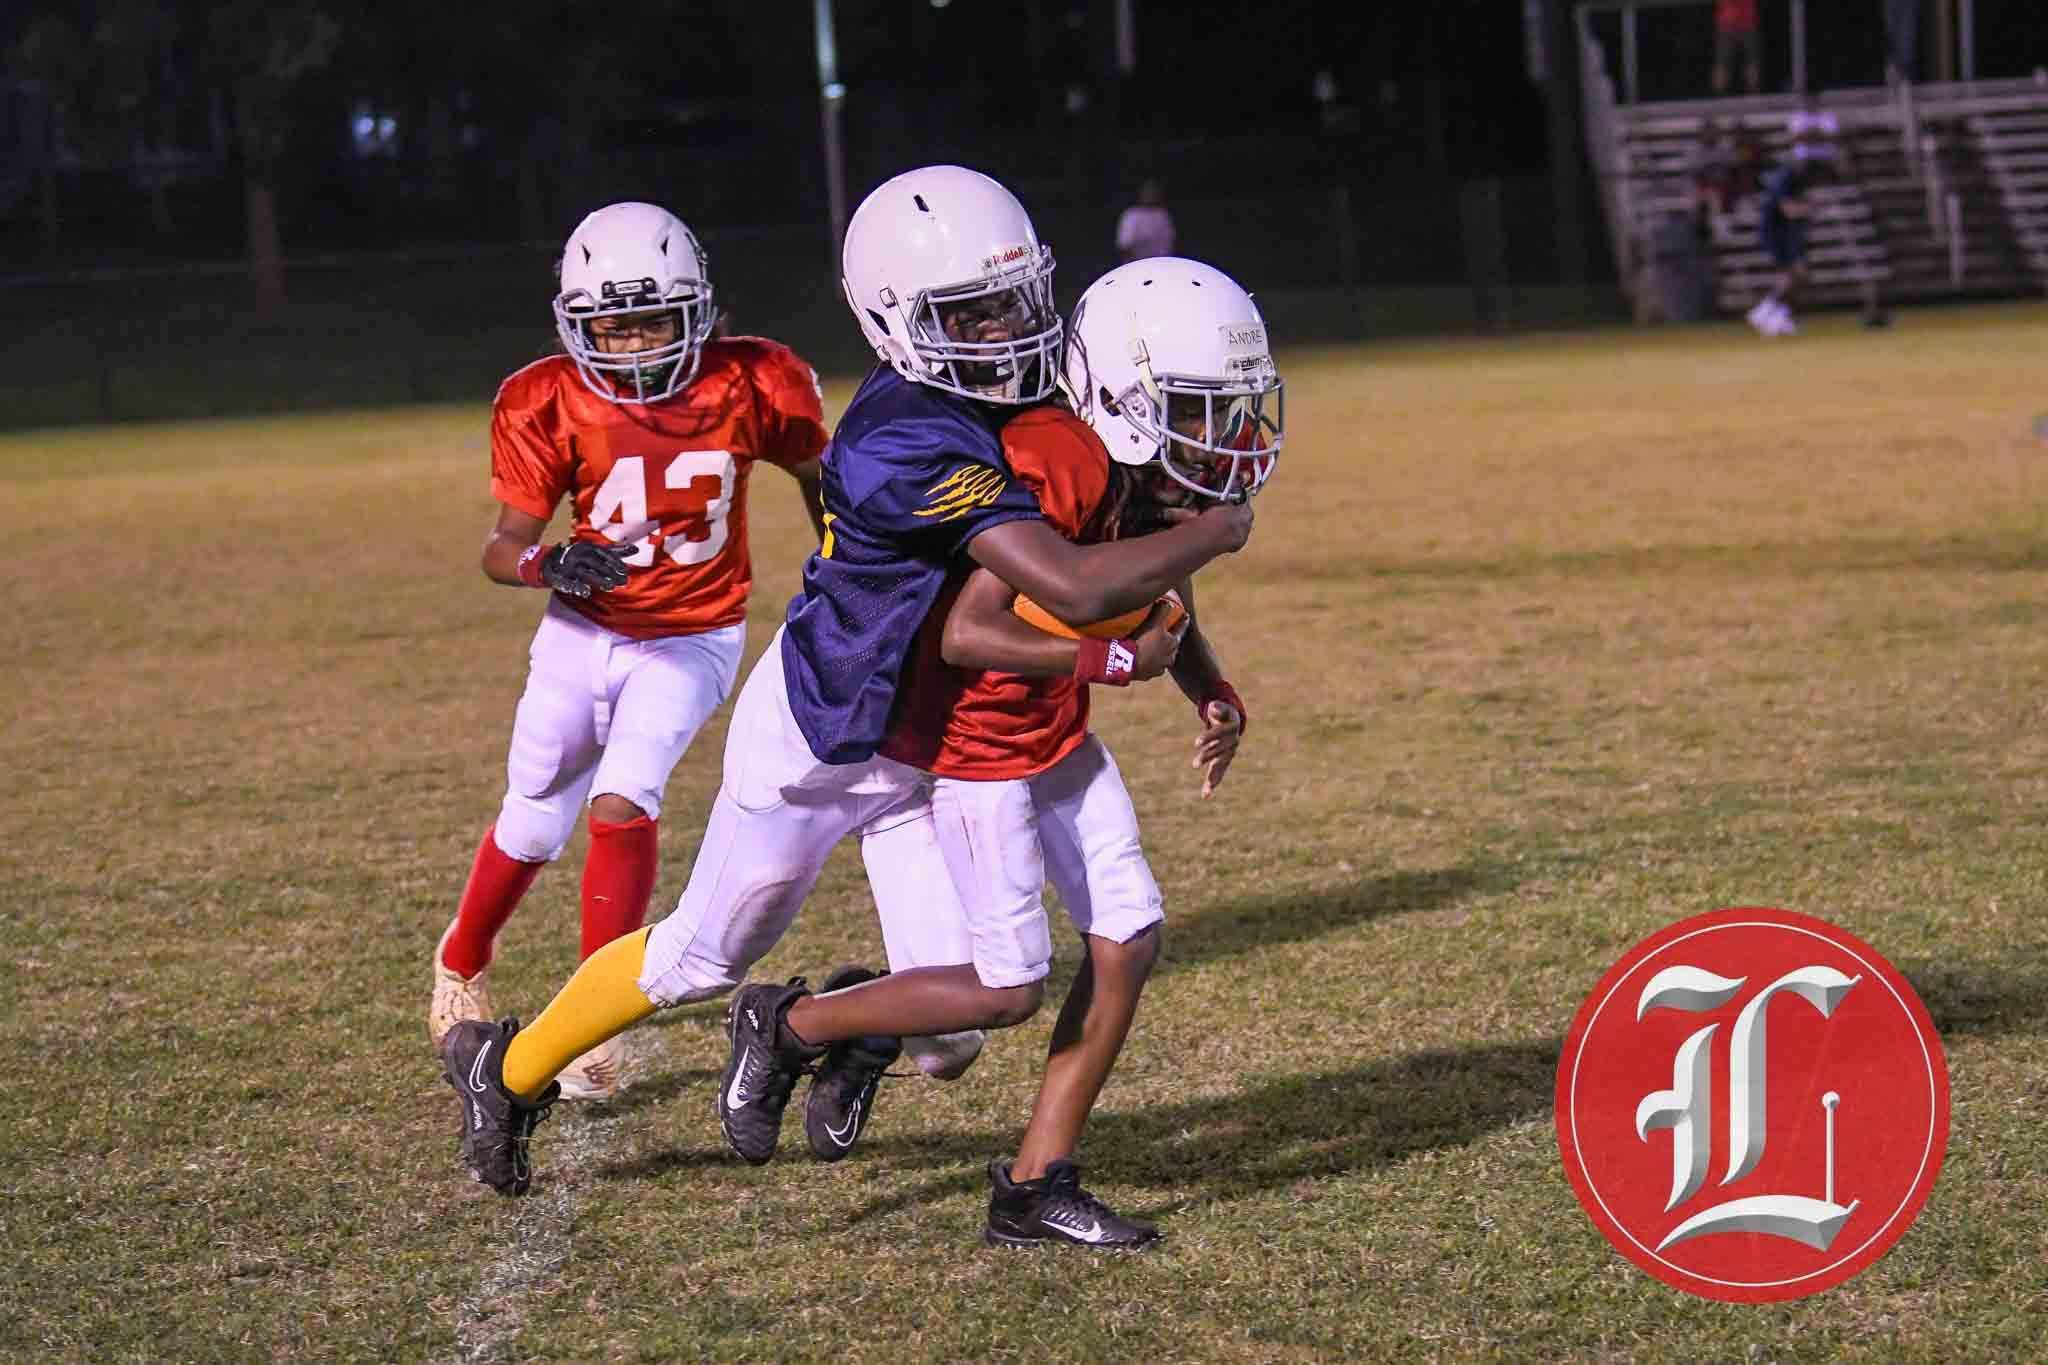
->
[552,201,717,404]
[841,165,1061,405]
[1062,257,1283,501]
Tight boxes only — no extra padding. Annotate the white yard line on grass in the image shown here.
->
[447,1031,668,1365]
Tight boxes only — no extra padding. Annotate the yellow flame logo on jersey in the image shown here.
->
[914,465,1008,522]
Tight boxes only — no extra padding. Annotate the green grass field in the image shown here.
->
[4,303,2047,1362]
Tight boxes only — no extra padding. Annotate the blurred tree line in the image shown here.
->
[6,0,810,309]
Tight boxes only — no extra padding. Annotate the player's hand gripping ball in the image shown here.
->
[1013,588,1187,640]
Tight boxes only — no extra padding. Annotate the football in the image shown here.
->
[1013,587,1187,640]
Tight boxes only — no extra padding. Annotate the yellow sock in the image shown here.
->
[502,927,657,1099]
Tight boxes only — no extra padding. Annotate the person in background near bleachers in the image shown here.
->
[1690,119,1737,236]
[1712,0,1762,96]
[1115,179,1176,263]
[1692,122,1765,239]
[1729,127,1766,205]
[1746,160,1814,336]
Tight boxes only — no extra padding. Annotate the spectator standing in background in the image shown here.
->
[1692,122,1765,237]
[1712,0,1762,96]
[1746,159,1814,336]
[1115,179,1176,263]
[1690,119,1738,234]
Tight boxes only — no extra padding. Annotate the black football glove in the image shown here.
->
[541,540,634,597]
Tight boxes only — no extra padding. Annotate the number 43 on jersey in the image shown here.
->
[591,450,736,567]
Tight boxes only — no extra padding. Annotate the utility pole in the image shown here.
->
[1539,0,1590,283]
[813,0,848,275]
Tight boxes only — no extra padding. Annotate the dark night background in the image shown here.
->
[3,3,2041,261]
[0,1,2039,420]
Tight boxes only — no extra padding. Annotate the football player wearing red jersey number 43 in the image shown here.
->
[427,201,830,1101]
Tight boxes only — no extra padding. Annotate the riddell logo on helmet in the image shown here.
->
[980,244,1033,272]
[1555,907,1948,1303]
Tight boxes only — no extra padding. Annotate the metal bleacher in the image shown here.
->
[1580,25,2048,319]
[1968,103,2048,277]
[1625,109,1889,312]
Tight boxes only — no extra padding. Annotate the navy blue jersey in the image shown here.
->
[782,368,1045,764]
[1760,164,1811,226]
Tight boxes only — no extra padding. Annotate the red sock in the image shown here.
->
[580,813,658,960]
[441,825,545,978]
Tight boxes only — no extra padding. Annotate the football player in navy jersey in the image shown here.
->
[440,165,1253,1199]
[1746,160,1814,336]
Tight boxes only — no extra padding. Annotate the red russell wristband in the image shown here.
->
[1197,680,1247,734]
[516,543,553,588]
[1074,637,1137,687]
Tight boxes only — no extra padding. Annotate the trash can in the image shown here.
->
[1649,211,1714,324]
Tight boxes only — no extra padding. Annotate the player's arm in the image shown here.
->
[1164,577,1249,799]
[485,396,629,597]
[965,499,1251,626]
[1167,578,1226,704]
[752,346,831,545]
[940,567,1182,682]
[783,457,828,545]
[481,504,548,586]
[479,503,632,598]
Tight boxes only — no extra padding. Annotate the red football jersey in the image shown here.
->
[489,337,827,639]
[881,406,1110,780]
[1715,0,1757,31]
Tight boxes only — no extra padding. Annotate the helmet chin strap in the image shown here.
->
[601,352,678,402]
[1126,335,1172,466]
[1126,333,1157,398]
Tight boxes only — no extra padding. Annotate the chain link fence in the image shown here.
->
[0,170,1620,429]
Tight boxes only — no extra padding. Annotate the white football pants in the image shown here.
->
[493,597,744,862]
[638,625,1161,1031]
[860,736,1165,990]
[637,626,933,1006]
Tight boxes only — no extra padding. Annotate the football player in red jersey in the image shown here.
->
[782,256,1281,1247]
[428,201,829,1100]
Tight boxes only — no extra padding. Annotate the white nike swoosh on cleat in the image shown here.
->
[1061,1218,1110,1244]
[725,1048,754,1110]
[824,1100,861,1147]
[469,1039,494,1094]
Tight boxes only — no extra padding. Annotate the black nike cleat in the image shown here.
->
[803,965,903,1162]
[718,979,823,1165]
[984,1159,1163,1250]
[440,1017,560,1196]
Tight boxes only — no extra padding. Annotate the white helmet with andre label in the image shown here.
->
[552,201,717,404]
[840,165,1061,405]
[1062,257,1282,502]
